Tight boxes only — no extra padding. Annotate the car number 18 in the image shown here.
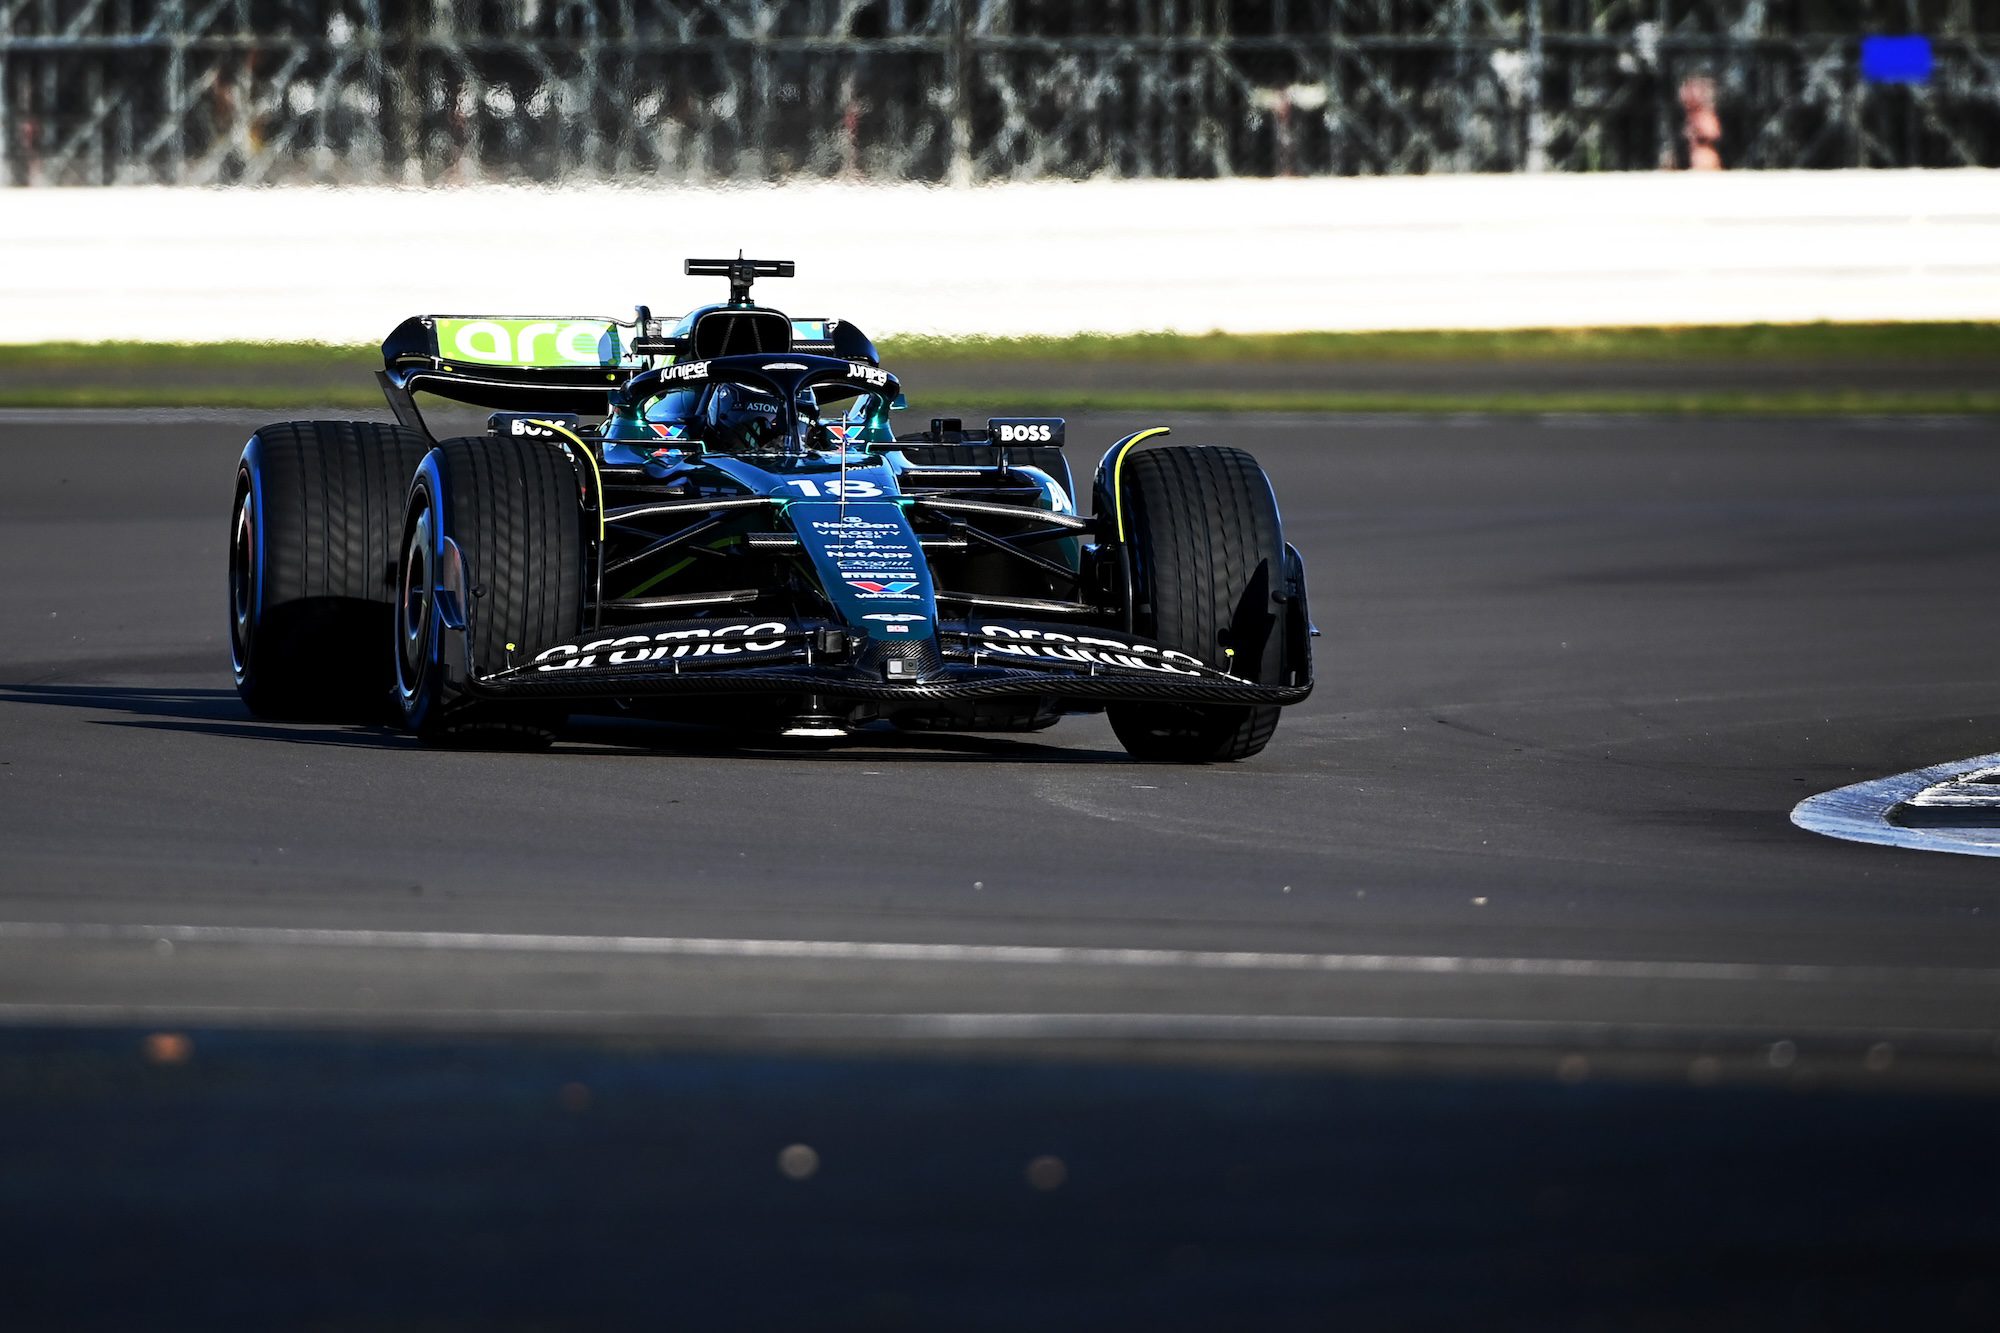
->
[784,479,883,498]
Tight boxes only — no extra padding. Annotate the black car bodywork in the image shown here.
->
[232,258,1313,759]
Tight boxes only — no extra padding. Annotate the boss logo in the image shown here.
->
[488,412,579,439]
[994,422,1056,444]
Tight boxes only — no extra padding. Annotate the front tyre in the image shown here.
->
[1107,445,1290,763]
[395,436,587,747]
[230,420,431,719]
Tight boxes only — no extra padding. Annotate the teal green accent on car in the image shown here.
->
[602,404,651,440]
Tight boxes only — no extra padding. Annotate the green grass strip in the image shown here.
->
[883,322,2000,365]
[2,322,1996,373]
[2,383,1995,415]
[0,385,387,409]
[920,389,2000,415]
[1,323,1993,413]
[0,340,375,375]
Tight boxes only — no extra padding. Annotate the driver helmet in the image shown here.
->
[700,382,826,454]
[702,382,787,453]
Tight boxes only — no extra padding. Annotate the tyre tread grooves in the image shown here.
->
[232,419,430,719]
[411,436,583,740]
[1107,444,1290,763]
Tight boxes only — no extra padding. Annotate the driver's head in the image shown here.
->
[702,382,786,453]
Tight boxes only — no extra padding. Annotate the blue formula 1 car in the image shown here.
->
[228,258,1314,761]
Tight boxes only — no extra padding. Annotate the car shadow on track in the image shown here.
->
[1,684,1134,764]
[557,716,1130,764]
[0,683,418,751]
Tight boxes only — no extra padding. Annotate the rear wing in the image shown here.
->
[378,310,872,436]
[378,315,644,431]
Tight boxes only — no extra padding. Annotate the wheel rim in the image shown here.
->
[229,483,256,676]
[398,504,434,694]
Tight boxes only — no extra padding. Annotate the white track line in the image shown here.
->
[1793,750,2000,857]
[1,920,1994,987]
[0,1004,1990,1051]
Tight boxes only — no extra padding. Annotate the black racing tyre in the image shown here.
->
[395,435,586,747]
[230,420,432,719]
[1107,445,1288,763]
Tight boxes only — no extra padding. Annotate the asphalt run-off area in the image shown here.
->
[3,408,1998,1328]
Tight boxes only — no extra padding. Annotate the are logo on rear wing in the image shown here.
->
[428,317,628,369]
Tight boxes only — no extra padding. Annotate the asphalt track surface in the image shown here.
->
[5,409,2000,1329]
[3,408,2000,1057]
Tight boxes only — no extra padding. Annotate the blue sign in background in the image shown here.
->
[1861,35,1934,84]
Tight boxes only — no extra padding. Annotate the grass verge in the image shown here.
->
[880,322,2000,365]
[0,323,1993,414]
[4,384,1996,415]
[3,323,1996,370]
[924,390,2000,415]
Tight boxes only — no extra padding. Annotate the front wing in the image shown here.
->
[463,617,1312,707]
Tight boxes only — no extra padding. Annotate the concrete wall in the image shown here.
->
[4,169,1997,343]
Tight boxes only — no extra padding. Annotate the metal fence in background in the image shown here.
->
[3,1,1999,186]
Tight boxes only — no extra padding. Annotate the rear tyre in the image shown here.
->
[230,420,432,719]
[395,436,586,747]
[1106,445,1288,763]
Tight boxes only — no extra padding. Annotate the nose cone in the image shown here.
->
[786,497,939,646]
